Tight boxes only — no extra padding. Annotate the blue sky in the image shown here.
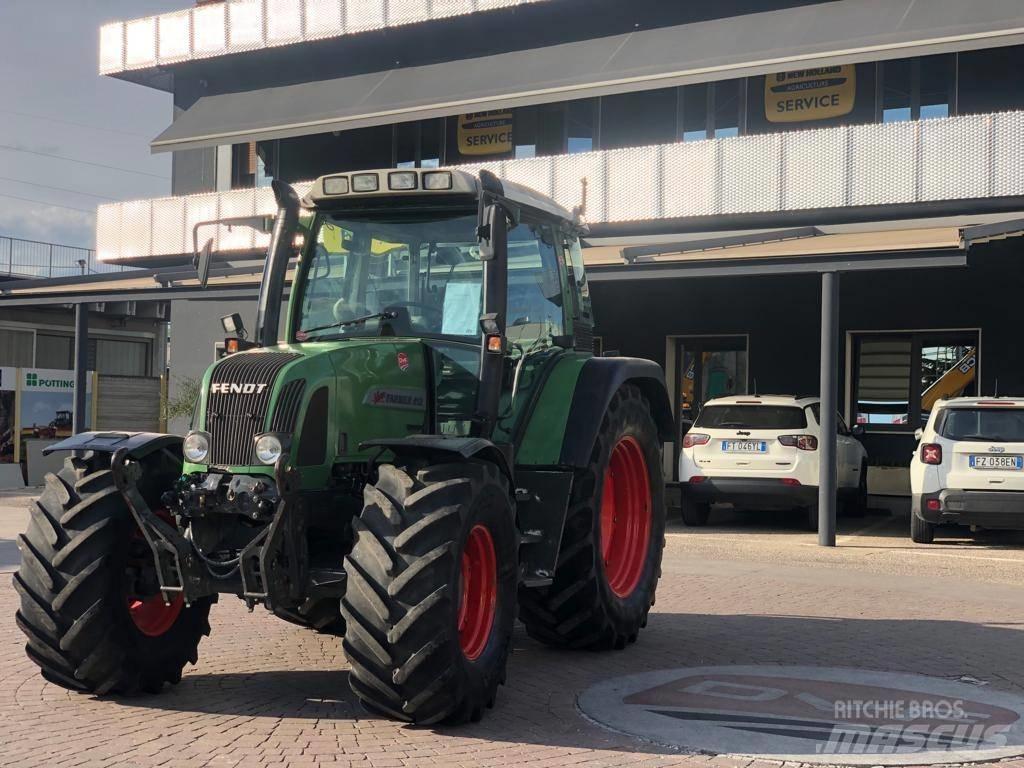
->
[0,0,183,248]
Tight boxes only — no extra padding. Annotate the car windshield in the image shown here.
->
[295,210,565,342]
[939,407,1024,442]
[695,405,807,430]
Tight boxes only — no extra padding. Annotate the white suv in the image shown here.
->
[909,397,1024,543]
[679,395,869,530]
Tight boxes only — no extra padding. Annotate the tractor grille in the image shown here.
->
[206,352,300,466]
[270,379,306,433]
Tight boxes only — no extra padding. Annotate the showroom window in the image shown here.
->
[35,333,151,376]
[852,330,978,430]
[600,88,677,149]
[0,328,34,367]
[879,54,955,122]
[676,80,743,141]
[567,98,597,153]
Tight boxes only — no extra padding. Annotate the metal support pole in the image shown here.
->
[818,272,839,546]
[73,304,89,434]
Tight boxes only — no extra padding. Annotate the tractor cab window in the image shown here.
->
[295,210,567,344]
[295,212,484,341]
[507,220,565,348]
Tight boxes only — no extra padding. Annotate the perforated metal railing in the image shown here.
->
[94,111,1024,262]
[101,0,550,75]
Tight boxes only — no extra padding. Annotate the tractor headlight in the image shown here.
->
[183,431,210,463]
[254,434,284,465]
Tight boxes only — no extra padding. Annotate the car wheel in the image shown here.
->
[681,498,711,527]
[911,512,935,544]
[805,503,819,532]
[845,464,868,518]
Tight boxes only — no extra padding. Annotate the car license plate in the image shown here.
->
[722,440,767,453]
[969,454,1024,470]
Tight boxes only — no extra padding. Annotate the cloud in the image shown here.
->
[0,202,95,250]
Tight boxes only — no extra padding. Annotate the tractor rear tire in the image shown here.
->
[341,460,517,724]
[518,384,665,650]
[14,456,213,695]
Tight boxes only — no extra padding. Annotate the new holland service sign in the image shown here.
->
[458,111,513,156]
[766,66,856,123]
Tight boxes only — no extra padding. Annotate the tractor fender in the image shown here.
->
[558,357,673,468]
[42,431,183,462]
[361,436,514,488]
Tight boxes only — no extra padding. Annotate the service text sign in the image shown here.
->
[458,111,513,156]
[766,66,856,123]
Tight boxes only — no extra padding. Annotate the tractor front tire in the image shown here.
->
[341,461,517,724]
[14,457,213,695]
[518,384,666,650]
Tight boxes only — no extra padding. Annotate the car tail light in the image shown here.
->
[683,433,710,448]
[920,443,943,465]
[779,435,818,451]
[688,475,706,484]
[781,478,802,487]
[926,498,941,512]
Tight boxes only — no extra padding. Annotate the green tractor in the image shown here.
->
[14,168,672,724]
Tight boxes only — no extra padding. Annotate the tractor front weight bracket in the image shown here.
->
[110,447,213,606]
[239,462,307,612]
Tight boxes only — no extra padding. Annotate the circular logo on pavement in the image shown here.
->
[578,666,1024,766]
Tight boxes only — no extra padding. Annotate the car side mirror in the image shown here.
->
[914,427,924,442]
[850,424,865,439]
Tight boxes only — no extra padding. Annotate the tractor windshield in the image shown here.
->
[294,210,566,343]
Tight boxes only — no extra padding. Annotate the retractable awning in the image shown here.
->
[587,225,971,281]
[152,0,1024,153]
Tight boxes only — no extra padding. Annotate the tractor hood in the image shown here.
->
[191,339,434,484]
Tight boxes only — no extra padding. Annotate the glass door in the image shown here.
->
[675,335,749,454]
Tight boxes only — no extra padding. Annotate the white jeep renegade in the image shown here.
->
[910,396,1024,543]
[679,395,868,530]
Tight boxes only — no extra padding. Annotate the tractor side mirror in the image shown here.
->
[478,205,501,261]
[195,238,214,288]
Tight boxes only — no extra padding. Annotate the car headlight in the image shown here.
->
[183,431,210,463]
[254,434,284,465]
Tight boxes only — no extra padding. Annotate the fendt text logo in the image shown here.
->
[211,383,269,395]
[25,372,74,389]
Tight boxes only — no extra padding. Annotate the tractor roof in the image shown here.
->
[304,167,576,225]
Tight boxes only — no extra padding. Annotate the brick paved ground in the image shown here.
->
[2,498,1024,768]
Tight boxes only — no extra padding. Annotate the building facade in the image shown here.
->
[57,0,1024,491]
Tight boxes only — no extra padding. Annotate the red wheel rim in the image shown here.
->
[458,524,497,661]
[127,593,184,637]
[126,506,184,637]
[600,436,652,598]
